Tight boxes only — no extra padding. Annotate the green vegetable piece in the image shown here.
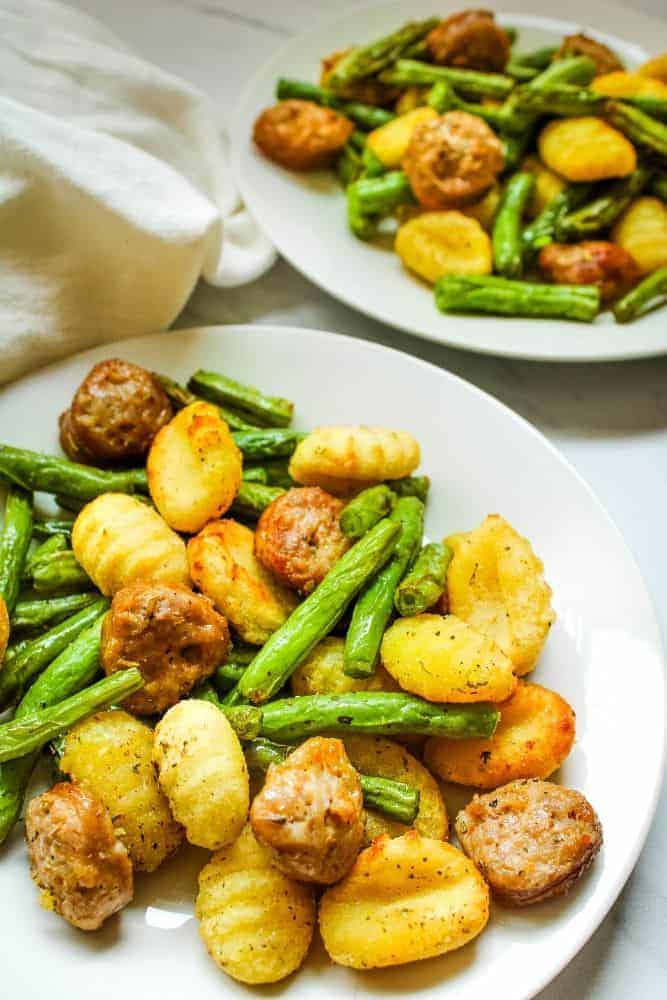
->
[336,141,364,187]
[427,79,513,129]
[613,266,667,323]
[154,372,257,430]
[192,682,262,740]
[244,459,294,489]
[31,551,92,593]
[508,83,605,118]
[11,593,100,631]
[361,144,387,179]
[555,168,651,241]
[649,173,667,201]
[32,518,74,540]
[242,466,268,484]
[0,486,33,613]
[522,183,594,256]
[435,274,600,322]
[328,19,439,90]
[395,542,452,617]
[347,171,414,240]
[189,370,294,429]
[275,79,394,131]
[493,172,535,278]
[387,476,430,501]
[231,482,285,521]
[0,445,147,502]
[627,96,667,124]
[232,429,304,461]
[380,59,515,100]
[505,61,540,81]
[25,534,68,577]
[340,484,396,539]
[214,661,248,694]
[605,100,667,159]
[510,46,557,70]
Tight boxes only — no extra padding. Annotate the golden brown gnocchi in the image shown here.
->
[520,155,566,218]
[319,830,489,969]
[460,183,502,231]
[367,107,438,167]
[611,196,667,275]
[196,824,316,984]
[153,700,249,851]
[289,426,420,493]
[71,493,190,596]
[446,514,555,676]
[591,70,667,98]
[60,709,183,872]
[538,117,636,182]
[381,613,516,703]
[395,211,492,284]
[423,680,576,788]
[187,519,298,645]
[291,636,399,696]
[638,52,667,84]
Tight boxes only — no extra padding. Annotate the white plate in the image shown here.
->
[231,1,667,362]
[1,325,664,999]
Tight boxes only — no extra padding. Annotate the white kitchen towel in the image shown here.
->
[0,0,276,385]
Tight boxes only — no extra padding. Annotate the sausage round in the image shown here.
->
[59,359,172,464]
[455,778,603,906]
[403,111,504,209]
[253,100,354,171]
[426,10,511,72]
[25,782,133,930]
[250,737,364,884]
[101,581,231,715]
[539,241,639,302]
[555,34,624,75]
[255,486,351,594]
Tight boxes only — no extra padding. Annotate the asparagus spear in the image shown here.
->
[232,429,304,461]
[508,83,605,118]
[242,466,268,484]
[0,445,148,501]
[276,79,394,131]
[244,737,419,825]
[0,669,142,764]
[500,57,598,134]
[605,100,667,159]
[32,518,74,540]
[493,172,535,278]
[387,476,430,501]
[435,275,600,322]
[344,497,423,678]
[11,593,100,631]
[554,168,651,241]
[628,96,667,124]
[347,171,414,240]
[395,542,452,617]
[230,482,285,521]
[427,79,514,130]
[31,551,92,593]
[361,144,387,179]
[510,46,557,70]
[154,372,257,430]
[327,19,439,90]
[259,692,499,742]
[522,184,594,256]
[0,486,33,614]
[189,370,294,429]
[243,459,294,489]
[380,60,515,100]
[339,484,396,539]
[505,61,540,82]
[613,266,667,322]
[226,518,401,705]
[337,141,364,187]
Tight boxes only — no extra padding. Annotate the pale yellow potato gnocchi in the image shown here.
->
[289,426,420,491]
[592,70,667,99]
[520,155,566,218]
[538,117,636,182]
[187,519,298,645]
[72,493,189,596]
[291,636,399,696]
[612,196,667,275]
[424,680,576,789]
[395,211,492,285]
[381,613,516,703]
[319,830,489,969]
[639,53,667,84]
[147,401,242,534]
[61,709,183,872]
[446,514,555,676]
[343,735,448,842]
[367,107,437,166]
[153,700,249,851]
[196,824,315,985]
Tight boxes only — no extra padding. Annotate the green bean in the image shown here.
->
[508,83,605,118]
[191,683,262,740]
[501,130,534,173]
[0,669,142,764]
[628,96,667,124]
[244,460,294,489]
[31,551,92,593]
[275,79,394,131]
[242,466,268,484]
[510,46,557,70]
[395,542,452,617]
[427,79,514,130]
[650,173,667,201]
[361,144,387,178]
[11,593,100,631]
[505,61,540,81]
[380,59,515,100]
[0,445,148,501]
[231,482,285,521]
[0,486,33,613]
[189,370,294,429]
[154,372,257,430]
[500,57,598,134]
[613,266,667,322]
[555,168,651,241]
[522,184,595,256]
[214,661,248,694]
[347,171,414,240]
[504,26,518,46]
[336,141,364,187]
[32,518,74,540]
[339,485,396,539]
[24,534,68,578]
[259,692,500,742]
[605,101,667,159]
[232,429,304,461]
[227,518,401,705]
[493,172,535,277]
[344,497,423,678]
[327,19,439,90]
[387,476,430,502]
[435,275,600,322]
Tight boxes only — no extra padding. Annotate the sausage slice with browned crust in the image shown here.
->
[555,33,624,75]
[253,100,354,171]
[427,10,511,72]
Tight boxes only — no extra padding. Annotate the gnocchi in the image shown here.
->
[395,211,493,284]
[153,700,249,850]
[319,830,489,969]
[612,196,667,275]
[291,636,399,696]
[592,71,667,99]
[639,52,667,84]
[520,155,566,218]
[196,824,315,984]
[147,401,242,533]
[289,426,420,491]
[71,493,189,596]
[538,117,636,182]
[367,107,438,167]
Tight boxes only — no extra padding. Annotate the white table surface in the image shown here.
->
[66,0,667,995]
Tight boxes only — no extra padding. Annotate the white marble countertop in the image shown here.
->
[68,0,667,994]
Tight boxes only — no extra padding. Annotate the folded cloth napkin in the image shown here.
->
[0,0,275,385]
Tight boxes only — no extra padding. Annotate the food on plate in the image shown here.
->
[426,10,511,72]
[394,540,451,615]
[611,196,667,274]
[101,582,230,715]
[72,493,189,595]
[424,680,576,787]
[250,736,364,883]
[319,830,489,968]
[520,155,565,218]
[187,519,298,645]
[289,425,420,493]
[456,778,603,904]
[59,359,172,465]
[153,700,249,850]
[147,401,242,533]
[592,71,667,99]
[538,118,637,182]
[367,106,438,166]
[253,100,354,169]
[291,636,398,695]
[554,34,623,75]
[25,782,133,930]
[196,824,316,984]
[396,210,492,283]
[61,709,184,871]
[0,595,8,664]
[639,52,667,84]
[539,240,640,301]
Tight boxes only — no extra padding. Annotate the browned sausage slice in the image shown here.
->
[539,241,639,302]
[555,34,624,75]
[427,10,511,72]
[253,100,354,171]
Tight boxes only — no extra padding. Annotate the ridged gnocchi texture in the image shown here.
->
[424,680,576,788]
[289,426,420,495]
[343,735,448,842]
[196,824,315,984]
[395,211,492,284]
[291,637,399,696]
[60,710,183,872]
[520,155,566,218]
[153,700,249,850]
[72,493,189,596]
[147,401,242,533]
[612,196,667,275]
[381,613,516,703]
[188,519,298,645]
[538,117,636,182]
[446,514,555,676]
[367,107,438,167]
[592,70,667,98]
[319,830,489,969]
